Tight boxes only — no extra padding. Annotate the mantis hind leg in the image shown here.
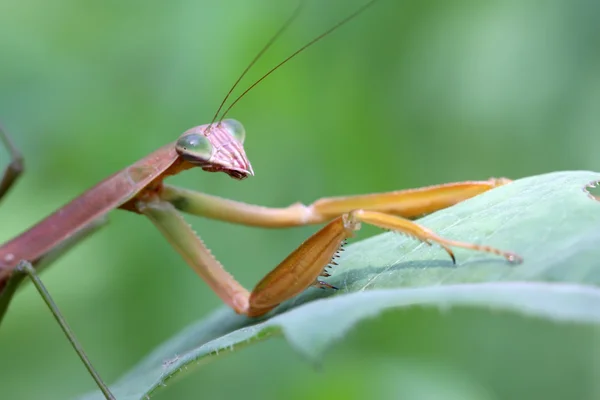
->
[11,261,115,399]
[0,219,112,398]
[0,122,24,202]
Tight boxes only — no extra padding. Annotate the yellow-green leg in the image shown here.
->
[160,178,511,227]
[139,179,521,317]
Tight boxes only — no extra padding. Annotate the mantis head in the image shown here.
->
[176,119,254,180]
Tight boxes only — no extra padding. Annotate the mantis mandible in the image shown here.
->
[0,0,523,367]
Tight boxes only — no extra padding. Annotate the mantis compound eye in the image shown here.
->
[176,133,213,162]
[221,119,246,143]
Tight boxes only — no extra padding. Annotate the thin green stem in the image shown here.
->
[16,261,115,400]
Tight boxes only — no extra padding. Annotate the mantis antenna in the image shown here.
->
[207,1,305,130]
[217,0,381,123]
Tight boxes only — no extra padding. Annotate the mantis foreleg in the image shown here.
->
[146,179,521,317]
[138,198,252,313]
[160,178,511,227]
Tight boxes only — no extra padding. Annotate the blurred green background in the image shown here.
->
[1,0,599,399]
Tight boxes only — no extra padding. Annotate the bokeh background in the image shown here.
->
[1,0,599,399]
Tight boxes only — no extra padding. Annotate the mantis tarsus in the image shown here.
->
[0,0,522,397]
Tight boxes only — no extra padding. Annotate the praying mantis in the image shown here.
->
[0,0,523,398]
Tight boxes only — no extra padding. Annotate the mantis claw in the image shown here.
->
[424,239,456,264]
[439,244,456,264]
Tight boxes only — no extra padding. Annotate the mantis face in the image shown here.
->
[176,119,253,180]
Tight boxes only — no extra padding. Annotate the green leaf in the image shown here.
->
[79,171,600,400]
